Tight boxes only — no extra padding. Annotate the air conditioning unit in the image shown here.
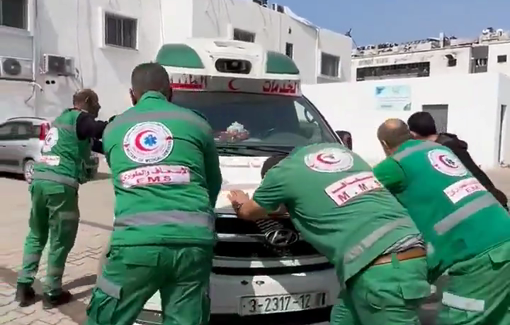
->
[42,54,75,76]
[0,57,34,81]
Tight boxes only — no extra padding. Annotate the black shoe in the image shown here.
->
[42,290,73,309]
[15,284,36,307]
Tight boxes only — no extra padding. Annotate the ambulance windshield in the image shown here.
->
[172,92,337,152]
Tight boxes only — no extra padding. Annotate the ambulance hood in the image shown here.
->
[215,156,268,210]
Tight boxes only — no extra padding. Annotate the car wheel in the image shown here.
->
[23,159,35,183]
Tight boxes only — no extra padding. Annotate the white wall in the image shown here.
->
[317,29,352,83]
[488,42,510,76]
[351,47,472,80]
[0,81,36,121]
[191,0,351,84]
[351,42,510,81]
[0,0,350,122]
[303,73,504,168]
[32,0,165,120]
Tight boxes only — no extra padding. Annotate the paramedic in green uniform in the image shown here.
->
[374,118,510,325]
[15,89,109,309]
[86,63,222,325]
[227,144,431,325]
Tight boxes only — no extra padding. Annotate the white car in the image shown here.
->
[0,116,99,183]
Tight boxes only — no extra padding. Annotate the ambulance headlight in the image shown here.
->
[215,59,251,74]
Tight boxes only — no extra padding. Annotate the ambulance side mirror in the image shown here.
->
[336,130,352,150]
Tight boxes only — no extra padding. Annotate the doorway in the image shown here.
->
[422,104,449,133]
[498,105,507,164]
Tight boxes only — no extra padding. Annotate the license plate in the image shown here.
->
[239,292,327,315]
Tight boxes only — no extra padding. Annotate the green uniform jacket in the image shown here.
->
[374,139,510,278]
[252,143,419,283]
[103,91,222,246]
[33,109,92,188]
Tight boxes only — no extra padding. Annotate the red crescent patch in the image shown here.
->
[134,130,152,152]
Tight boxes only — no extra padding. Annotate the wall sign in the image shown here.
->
[374,85,411,111]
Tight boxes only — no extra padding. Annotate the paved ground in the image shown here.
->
[1,165,509,324]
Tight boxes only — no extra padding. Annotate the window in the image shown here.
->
[104,13,137,49]
[15,122,30,138]
[233,29,255,43]
[172,92,336,149]
[285,43,293,58]
[0,0,27,29]
[498,55,507,63]
[447,59,457,67]
[356,62,430,81]
[320,53,340,77]
[0,123,15,140]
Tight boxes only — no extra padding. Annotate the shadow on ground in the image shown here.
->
[92,172,111,181]
[0,266,95,324]
[0,172,25,182]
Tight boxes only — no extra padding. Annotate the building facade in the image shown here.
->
[351,28,510,82]
[0,0,352,121]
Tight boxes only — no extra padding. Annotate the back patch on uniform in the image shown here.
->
[120,165,190,188]
[42,127,59,153]
[304,147,353,173]
[427,149,467,177]
[123,122,174,164]
[325,171,382,206]
[443,177,486,203]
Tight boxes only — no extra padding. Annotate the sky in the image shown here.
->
[274,0,509,46]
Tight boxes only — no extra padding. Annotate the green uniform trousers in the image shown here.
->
[17,180,80,295]
[331,255,430,325]
[437,240,510,325]
[86,244,213,325]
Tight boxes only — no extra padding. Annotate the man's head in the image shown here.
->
[261,154,288,178]
[377,118,413,156]
[73,89,101,118]
[130,62,171,105]
[407,111,437,139]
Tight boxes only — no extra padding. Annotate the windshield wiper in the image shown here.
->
[216,144,292,155]
[215,146,257,156]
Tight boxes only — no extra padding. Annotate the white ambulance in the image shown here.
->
[135,38,344,325]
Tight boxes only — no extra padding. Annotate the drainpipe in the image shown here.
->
[31,0,42,117]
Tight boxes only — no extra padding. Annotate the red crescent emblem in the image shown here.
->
[438,154,457,168]
[134,130,153,152]
[228,79,239,91]
[317,153,337,164]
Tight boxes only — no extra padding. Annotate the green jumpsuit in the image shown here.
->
[85,91,222,325]
[252,143,431,325]
[18,109,92,296]
[374,139,510,325]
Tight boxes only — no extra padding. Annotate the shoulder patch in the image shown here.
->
[304,147,353,173]
[123,122,174,164]
[42,127,59,153]
[427,149,467,177]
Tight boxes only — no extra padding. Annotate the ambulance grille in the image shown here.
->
[214,216,319,258]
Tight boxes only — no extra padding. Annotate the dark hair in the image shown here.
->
[407,112,437,137]
[131,62,171,97]
[73,89,97,106]
[336,130,352,150]
[261,154,288,178]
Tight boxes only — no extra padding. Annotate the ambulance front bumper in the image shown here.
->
[136,266,339,325]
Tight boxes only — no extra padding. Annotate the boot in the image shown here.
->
[42,290,73,309]
[15,283,36,307]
